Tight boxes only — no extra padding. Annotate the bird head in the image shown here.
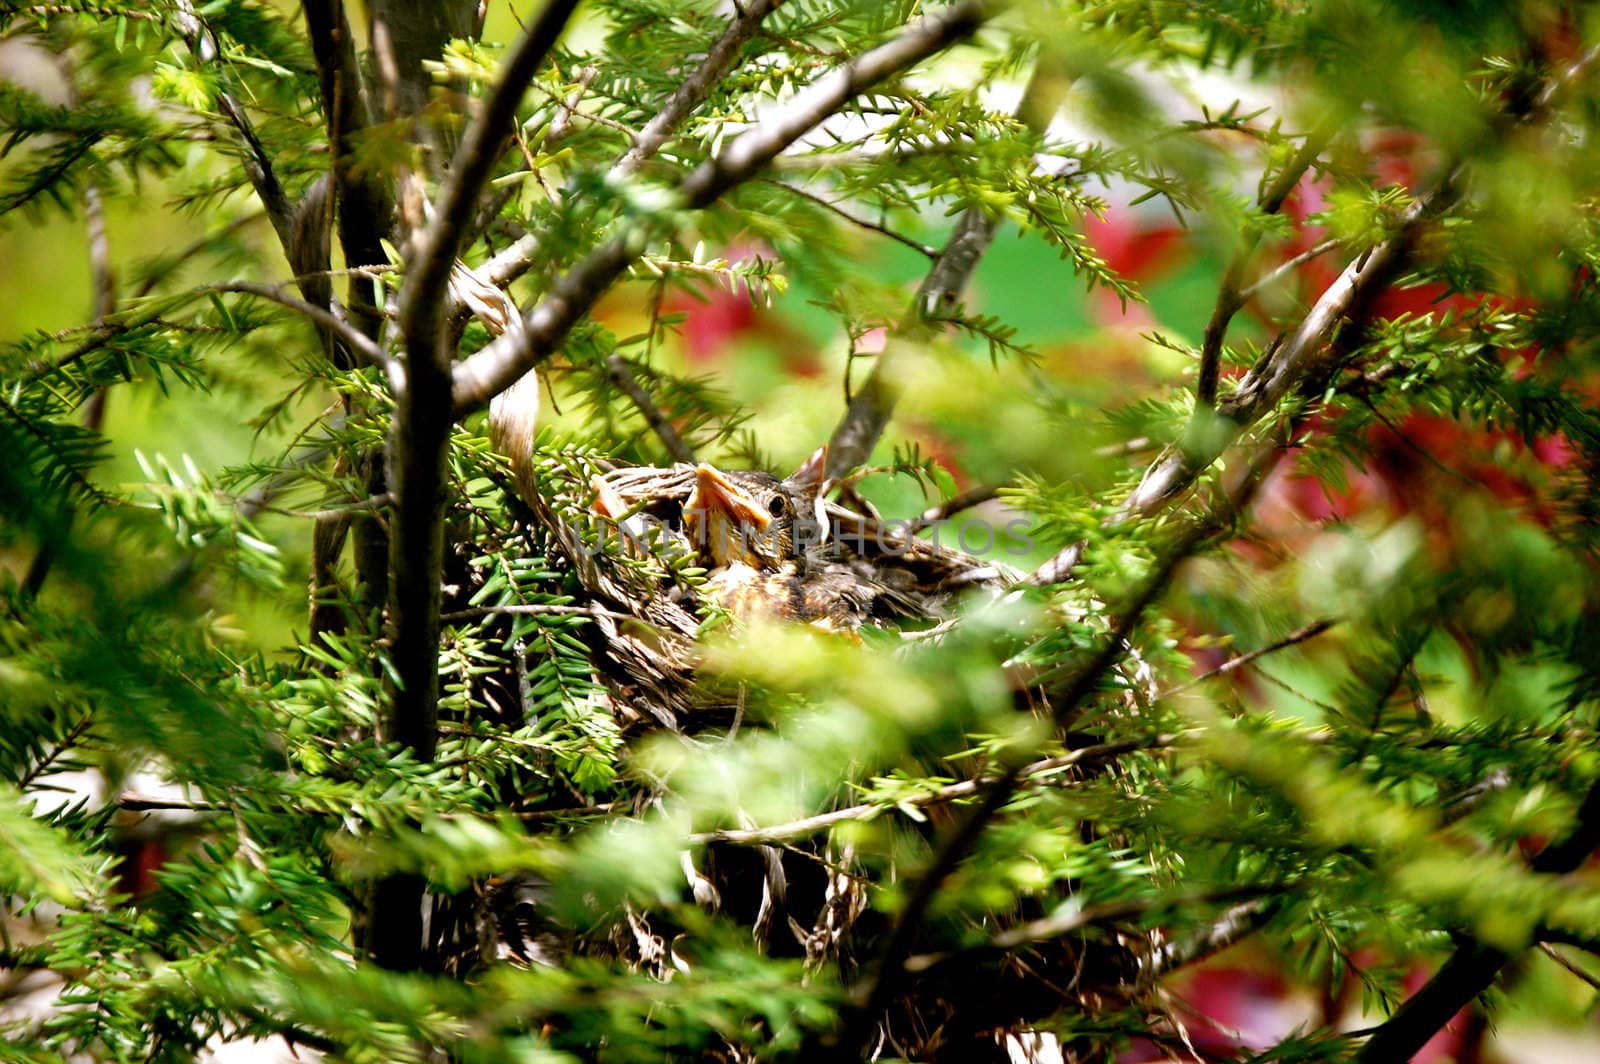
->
[684,446,828,570]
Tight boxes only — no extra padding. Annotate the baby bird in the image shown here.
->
[590,474,691,562]
[681,447,863,627]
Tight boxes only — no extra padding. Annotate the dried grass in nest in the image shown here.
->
[517,458,1019,733]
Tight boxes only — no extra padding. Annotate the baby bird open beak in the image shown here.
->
[590,475,648,556]
[686,463,772,568]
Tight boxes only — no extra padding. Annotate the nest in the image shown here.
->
[510,457,1019,732]
[446,438,1157,1060]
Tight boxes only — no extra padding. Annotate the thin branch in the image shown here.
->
[606,354,696,463]
[1196,122,1334,408]
[20,261,385,388]
[764,178,940,258]
[439,602,641,624]
[1539,927,1600,960]
[399,0,581,352]
[546,65,598,143]
[1159,619,1337,698]
[1134,46,1598,531]
[691,736,1173,848]
[173,4,367,370]
[19,5,164,20]
[1094,435,1155,459]
[201,282,391,377]
[23,325,121,383]
[1538,943,1600,994]
[117,787,225,812]
[821,58,1062,480]
[452,0,991,418]
[1126,763,1503,1000]
[479,0,791,289]
[117,792,225,813]
[825,199,998,480]
[1359,394,1484,486]
[1050,119,1530,596]
[235,1007,343,1057]
[1130,899,1277,990]
[907,483,1002,533]
[1132,177,1451,518]
[1353,774,1600,1062]
[1027,539,1085,588]
[1437,769,1513,828]
[1235,238,1343,306]
[17,713,94,790]
[173,1,295,251]
[251,492,392,522]
[619,0,788,172]
[515,801,621,823]
[0,132,97,217]
[83,183,115,330]
[1021,171,1444,593]
[815,764,1021,1059]
[813,437,1286,1059]
[903,886,1274,975]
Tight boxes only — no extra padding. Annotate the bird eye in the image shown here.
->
[767,495,789,517]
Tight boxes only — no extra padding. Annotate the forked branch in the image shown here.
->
[451,1,991,417]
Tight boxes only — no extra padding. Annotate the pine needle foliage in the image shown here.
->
[4,1,1600,1061]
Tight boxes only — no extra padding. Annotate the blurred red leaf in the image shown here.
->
[1084,208,1187,283]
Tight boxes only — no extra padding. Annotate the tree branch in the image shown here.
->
[202,282,392,378]
[826,206,999,478]
[618,0,790,173]
[1159,618,1338,698]
[1538,943,1600,994]
[400,0,581,350]
[17,712,93,790]
[301,0,390,344]
[451,0,991,418]
[1353,775,1600,1063]
[903,886,1274,976]
[907,482,1002,533]
[825,56,1075,480]
[294,0,390,654]
[117,792,225,813]
[1123,45,1598,532]
[821,58,1064,480]
[1127,176,1451,520]
[177,0,357,368]
[1030,57,1598,592]
[764,178,940,258]
[173,1,295,253]
[439,602,641,624]
[691,736,1173,848]
[811,437,1286,1059]
[1235,238,1343,307]
[479,0,792,290]
[606,354,696,463]
[370,1,579,974]
[1129,899,1277,990]
[1195,122,1333,409]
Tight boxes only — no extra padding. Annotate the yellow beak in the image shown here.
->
[687,464,771,531]
[686,463,771,567]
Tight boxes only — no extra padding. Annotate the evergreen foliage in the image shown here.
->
[3,0,1600,1060]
